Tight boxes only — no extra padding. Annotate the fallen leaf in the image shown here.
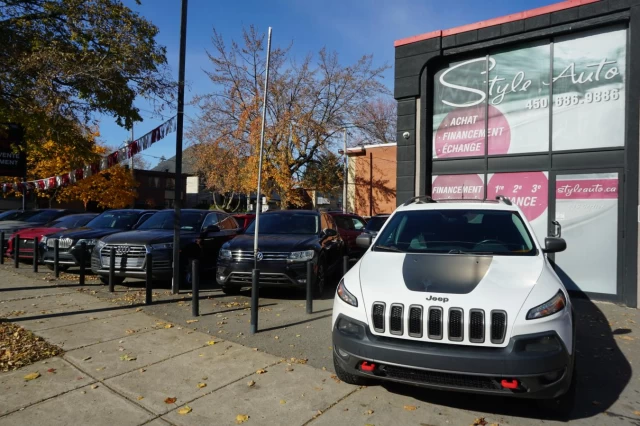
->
[472,418,488,426]
[120,354,137,362]
[404,405,418,411]
[197,383,207,389]
[82,356,92,361]
[137,396,144,401]
[164,397,177,404]
[125,329,136,334]
[164,324,173,329]
[207,341,216,345]
[280,400,286,405]
[236,414,249,424]
[47,368,56,373]
[135,308,143,312]
[247,380,256,387]
[296,334,301,338]
[24,372,40,381]
[91,385,99,390]
[274,336,279,340]
[139,368,146,373]
[177,406,192,415]
[364,409,374,415]
[186,320,198,324]
[256,369,266,374]
[96,367,105,371]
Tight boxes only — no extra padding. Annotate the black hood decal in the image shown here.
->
[402,254,492,294]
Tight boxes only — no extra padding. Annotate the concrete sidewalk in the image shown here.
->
[2,265,640,425]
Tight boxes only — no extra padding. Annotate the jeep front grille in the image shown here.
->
[380,365,502,391]
[490,311,507,344]
[370,303,507,345]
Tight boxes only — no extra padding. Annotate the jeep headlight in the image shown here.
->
[526,290,566,320]
[219,249,232,260]
[288,250,314,262]
[77,239,97,247]
[151,243,173,250]
[337,279,358,307]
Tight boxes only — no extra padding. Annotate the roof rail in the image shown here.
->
[402,195,436,207]
[495,195,512,206]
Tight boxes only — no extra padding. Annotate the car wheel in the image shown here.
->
[99,276,125,286]
[539,357,577,420]
[222,286,242,295]
[333,354,371,386]
[46,264,70,272]
[314,259,326,298]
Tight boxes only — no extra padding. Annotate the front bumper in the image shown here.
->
[216,260,309,288]
[42,244,93,267]
[333,315,574,399]
[90,247,173,280]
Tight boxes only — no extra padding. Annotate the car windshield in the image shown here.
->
[25,210,64,223]
[0,210,39,221]
[373,209,536,256]
[244,213,319,235]
[365,216,388,232]
[86,211,142,229]
[47,215,95,229]
[137,211,206,231]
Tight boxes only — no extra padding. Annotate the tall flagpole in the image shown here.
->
[251,27,272,334]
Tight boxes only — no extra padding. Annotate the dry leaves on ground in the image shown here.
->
[472,418,488,426]
[236,414,249,424]
[364,409,374,415]
[207,340,216,345]
[186,320,198,324]
[404,405,417,411]
[197,383,207,389]
[24,372,40,381]
[256,369,267,374]
[247,380,256,387]
[1,321,63,372]
[164,397,177,404]
[177,406,192,415]
[120,354,137,362]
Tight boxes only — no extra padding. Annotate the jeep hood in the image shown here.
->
[359,251,544,344]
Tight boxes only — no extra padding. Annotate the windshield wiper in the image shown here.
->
[373,245,404,253]
[448,249,494,255]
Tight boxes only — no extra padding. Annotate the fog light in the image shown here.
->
[542,369,564,384]
[524,335,561,352]
[337,348,350,359]
[337,317,364,338]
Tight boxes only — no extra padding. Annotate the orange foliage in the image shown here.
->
[58,165,138,209]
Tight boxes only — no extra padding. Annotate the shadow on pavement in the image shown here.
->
[377,297,632,422]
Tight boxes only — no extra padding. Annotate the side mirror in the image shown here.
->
[356,233,373,249]
[323,228,338,237]
[204,225,220,234]
[543,237,566,254]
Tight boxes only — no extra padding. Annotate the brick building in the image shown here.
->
[346,143,397,217]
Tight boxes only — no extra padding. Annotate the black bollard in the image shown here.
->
[306,261,313,314]
[53,239,60,278]
[14,235,19,268]
[33,237,39,272]
[0,232,4,265]
[79,242,86,286]
[108,247,115,292]
[145,253,153,305]
[343,255,349,276]
[250,269,260,334]
[191,259,199,317]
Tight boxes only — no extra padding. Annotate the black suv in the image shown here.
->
[216,210,345,296]
[91,209,240,285]
[41,209,155,271]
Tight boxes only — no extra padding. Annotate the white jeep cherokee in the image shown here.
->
[332,196,575,413]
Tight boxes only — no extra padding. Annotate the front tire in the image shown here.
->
[333,354,371,386]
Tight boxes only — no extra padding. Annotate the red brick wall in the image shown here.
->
[350,145,397,217]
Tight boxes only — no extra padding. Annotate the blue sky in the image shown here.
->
[100,0,561,168]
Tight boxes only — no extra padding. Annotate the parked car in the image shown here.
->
[41,209,156,271]
[91,209,241,285]
[6,213,98,260]
[232,213,255,231]
[0,210,39,222]
[329,212,367,258]
[216,210,345,296]
[0,209,78,235]
[332,196,574,415]
[361,214,390,239]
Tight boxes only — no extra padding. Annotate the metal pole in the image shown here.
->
[191,259,199,317]
[250,269,260,334]
[14,235,19,268]
[0,232,4,265]
[343,128,347,213]
[130,126,135,209]
[53,239,59,277]
[79,242,86,286]
[145,252,153,305]
[21,180,26,211]
[306,261,313,314]
[172,0,189,294]
[369,152,373,217]
[33,237,39,273]
[109,247,115,292]
[343,255,349,276]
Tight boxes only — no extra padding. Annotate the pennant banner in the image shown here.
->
[2,116,177,192]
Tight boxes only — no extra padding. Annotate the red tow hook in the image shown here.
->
[501,379,519,389]
[360,361,376,372]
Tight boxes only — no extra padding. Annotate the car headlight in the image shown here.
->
[151,243,173,250]
[95,240,106,250]
[337,279,358,307]
[40,236,48,245]
[77,239,97,247]
[288,250,314,262]
[526,290,566,320]
[219,249,232,260]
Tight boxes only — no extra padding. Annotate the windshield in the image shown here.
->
[47,215,95,229]
[25,210,65,223]
[373,209,536,256]
[0,210,39,221]
[86,211,142,229]
[137,211,206,231]
[244,213,319,235]
[365,216,388,233]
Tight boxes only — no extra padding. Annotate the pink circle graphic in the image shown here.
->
[434,105,511,158]
[487,172,548,222]
[432,174,484,200]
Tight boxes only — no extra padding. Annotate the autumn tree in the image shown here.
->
[302,153,343,196]
[189,26,389,207]
[0,0,175,152]
[58,164,138,210]
[353,97,397,145]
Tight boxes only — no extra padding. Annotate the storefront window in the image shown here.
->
[431,174,485,200]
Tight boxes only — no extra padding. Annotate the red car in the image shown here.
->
[232,213,255,231]
[6,213,98,260]
[328,212,367,257]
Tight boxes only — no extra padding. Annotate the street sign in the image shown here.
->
[186,176,199,194]
[0,124,26,178]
